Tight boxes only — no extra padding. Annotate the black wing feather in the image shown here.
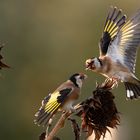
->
[99,6,126,56]
[57,88,72,103]
[34,88,72,126]
[107,9,140,73]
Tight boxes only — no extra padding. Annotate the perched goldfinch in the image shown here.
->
[34,73,87,126]
[85,6,140,99]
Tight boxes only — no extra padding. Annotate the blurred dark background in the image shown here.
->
[0,0,139,140]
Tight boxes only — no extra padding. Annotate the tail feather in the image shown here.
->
[34,107,53,126]
[34,94,60,126]
[124,82,140,99]
[38,112,51,126]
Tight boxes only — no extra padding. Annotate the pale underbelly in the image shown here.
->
[62,100,74,111]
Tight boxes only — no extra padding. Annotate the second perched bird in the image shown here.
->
[85,7,140,99]
[34,73,87,126]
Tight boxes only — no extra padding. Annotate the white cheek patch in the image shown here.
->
[76,76,82,88]
[94,58,101,68]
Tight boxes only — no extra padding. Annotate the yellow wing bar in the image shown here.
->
[45,91,61,113]
[104,20,118,39]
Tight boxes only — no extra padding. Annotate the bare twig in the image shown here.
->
[45,118,53,138]
[68,118,80,140]
[46,111,72,140]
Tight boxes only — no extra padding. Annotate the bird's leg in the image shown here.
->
[63,105,76,114]
[110,76,119,87]
[64,101,76,113]
[69,106,76,113]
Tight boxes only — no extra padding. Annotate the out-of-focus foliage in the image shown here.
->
[0,0,139,140]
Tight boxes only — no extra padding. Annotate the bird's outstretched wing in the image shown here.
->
[107,9,140,73]
[34,88,73,126]
[99,6,126,56]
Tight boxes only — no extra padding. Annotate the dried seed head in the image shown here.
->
[77,79,120,140]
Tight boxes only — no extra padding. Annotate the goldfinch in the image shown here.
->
[85,6,140,99]
[34,73,87,126]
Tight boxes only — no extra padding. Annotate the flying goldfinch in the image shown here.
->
[85,6,140,99]
[34,73,87,126]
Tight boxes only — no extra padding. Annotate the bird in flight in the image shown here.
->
[85,6,140,99]
[34,73,87,126]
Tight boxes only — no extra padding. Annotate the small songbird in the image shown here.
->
[34,73,87,126]
[85,6,140,99]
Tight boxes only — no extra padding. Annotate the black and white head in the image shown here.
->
[85,57,102,71]
[69,73,87,88]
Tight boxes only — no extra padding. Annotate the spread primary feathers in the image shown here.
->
[85,6,140,99]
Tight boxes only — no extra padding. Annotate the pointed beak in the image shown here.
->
[83,74,88,80]
[80,73,88,80]
[85,59,94,70]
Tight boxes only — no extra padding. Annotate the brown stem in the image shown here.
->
[46,112,72,140]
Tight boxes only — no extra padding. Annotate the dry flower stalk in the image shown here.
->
[76,79,120,140]
[46,111,72,140]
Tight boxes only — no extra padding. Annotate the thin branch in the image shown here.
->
[46,111,72,140]
[68,118,80,140]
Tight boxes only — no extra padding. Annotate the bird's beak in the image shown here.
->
[80,73,88,80]
[85,59,94,70]
[83,74,88,80]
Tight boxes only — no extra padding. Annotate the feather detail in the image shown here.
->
[124,81,140,99]
[107,9,140,73]
[34,88,73,126]
[99,6,126,56]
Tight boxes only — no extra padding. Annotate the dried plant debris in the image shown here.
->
[76,79,120,140]
[68,118,80,140]
[0,44,9,69]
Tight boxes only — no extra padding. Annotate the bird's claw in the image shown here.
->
[110,77,119,88]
